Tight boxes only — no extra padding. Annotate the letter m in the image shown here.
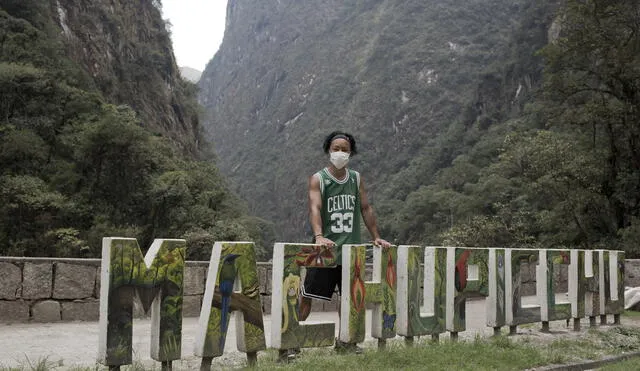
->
[98,238,186,367]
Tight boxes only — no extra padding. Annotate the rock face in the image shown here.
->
[199,0,553,241]
[54,0,201,154]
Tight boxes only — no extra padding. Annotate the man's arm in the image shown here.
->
[359,175,391,248]
[309,174,334,247]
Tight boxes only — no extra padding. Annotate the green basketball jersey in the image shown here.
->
[315,167,362,263]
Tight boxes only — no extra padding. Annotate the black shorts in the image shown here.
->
[301,266,341,301]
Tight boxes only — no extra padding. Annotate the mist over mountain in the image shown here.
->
[180,66,202,83]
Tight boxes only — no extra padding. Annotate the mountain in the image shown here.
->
[180,66,202,83]
[199,0,557,242]
[0,0,269,259]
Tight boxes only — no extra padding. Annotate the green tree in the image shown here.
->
[539,0,640,252]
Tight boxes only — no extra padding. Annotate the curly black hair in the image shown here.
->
[323,131,358,155]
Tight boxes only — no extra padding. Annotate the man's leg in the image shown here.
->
[299,296,312,321]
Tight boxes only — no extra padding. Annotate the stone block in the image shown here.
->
[61,299,100,321]
[95,266,101,297]
[265,268,272,295]
[22,263,53,299]
[258,266,268,294]
[364,266,373,281]
[0,262,21,299]
[183,295,202,317]
[323,294,339,312]
[519,262,532,283]
[32,300,61,322]
[261,294,271,315]
[551,264,568,293]
[53,263,96,299]
[0,300,29,323]
[521,282,537,297]
[556,280,568,293]
[183,266,206,295]
[311,298,324,312]
[626,260,640,287]
[552,264,561,283]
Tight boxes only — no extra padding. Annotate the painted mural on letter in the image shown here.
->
[365,245,397,339]
[602,250,625,315]
[399,246,446,337]
[509,249,541,326]
[451,248,489,332]
[99,238,185,366]
[341,244,367,343]
[545,250,571,321]
[196,242,265,358]
[272,243,336,350]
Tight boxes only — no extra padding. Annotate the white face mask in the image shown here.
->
[330,151,350,169]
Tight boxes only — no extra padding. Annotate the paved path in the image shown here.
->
[0,297,573,369]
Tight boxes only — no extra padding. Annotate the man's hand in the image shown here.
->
[373,238,392,250]
[316,236,336,248]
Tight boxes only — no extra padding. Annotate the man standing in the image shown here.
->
[300,130,391,353]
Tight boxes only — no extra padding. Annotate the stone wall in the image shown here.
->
[0,258,101,323]
[625,259,640,287]
[0,257,342,323]
[0,257,637,323]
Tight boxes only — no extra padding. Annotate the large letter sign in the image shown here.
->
[271,243,337,353]
[339,244,367,343]
[448,247,490,336]
[539,249,571,331]
[487,248,506,334]
[600,250,625,324]
[195,242,266,367]
[396,246,447,340]
[98,238,186,367]
[364,244,398,344]
[569,249,599,329]
[94,238,628,368]
[505,249,541,333]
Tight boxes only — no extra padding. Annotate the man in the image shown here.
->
[300,130,391,353]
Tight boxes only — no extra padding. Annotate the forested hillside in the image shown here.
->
[201,0,640,256]
[0,0,271,259]
[402,0,640,255]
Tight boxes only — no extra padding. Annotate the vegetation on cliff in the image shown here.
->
[0,1,271,259]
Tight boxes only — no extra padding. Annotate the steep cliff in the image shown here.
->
[199,0,557,241]
[0,0,266,258]
[53,0,200,154]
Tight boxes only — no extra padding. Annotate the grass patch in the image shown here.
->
[249,326,640,371]
[0,356,63,371]
[600,357,640,370]
[622,310,640,318]
[253,337,548,371]
[3,326,640,370]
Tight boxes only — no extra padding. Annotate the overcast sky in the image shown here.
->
[162,0,229,71]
